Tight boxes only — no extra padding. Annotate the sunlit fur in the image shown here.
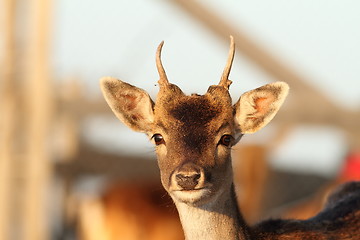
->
[100,39,360,240]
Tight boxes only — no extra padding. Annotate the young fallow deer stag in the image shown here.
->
[100,37,360,240]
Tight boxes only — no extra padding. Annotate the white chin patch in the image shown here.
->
[171,188,212,205]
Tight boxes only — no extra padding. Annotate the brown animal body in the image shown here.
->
[100,37,360,239]
[78,182,184,240]
[253,181,360,239]
[280,152,360,220]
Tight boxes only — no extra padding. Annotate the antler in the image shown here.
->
[156,41,169,87]
[218,36,235,90]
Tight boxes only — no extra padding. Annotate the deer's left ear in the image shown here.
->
[234,82,289,134]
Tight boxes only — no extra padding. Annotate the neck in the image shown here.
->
[174,184,250,240]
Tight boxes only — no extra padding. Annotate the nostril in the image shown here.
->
[194,173,200,181]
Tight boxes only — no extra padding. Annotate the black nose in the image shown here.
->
[176,173,201,190]
[175,163,202,190]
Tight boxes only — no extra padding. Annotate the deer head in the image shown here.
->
[100,37,289,207]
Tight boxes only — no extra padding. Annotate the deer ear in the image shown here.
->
[234,82,289,134]
[100,77,155,133]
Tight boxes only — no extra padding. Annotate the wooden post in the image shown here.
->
[0,0,16,239]
[22,0,53,239]
[233,145,268,224]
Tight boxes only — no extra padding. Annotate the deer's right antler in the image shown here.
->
[156,41,170,88]
[218,36,235,90]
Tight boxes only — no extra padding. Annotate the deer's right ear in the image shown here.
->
[100,77,155,133]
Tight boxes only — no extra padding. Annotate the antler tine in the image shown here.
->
[218,36,235,90]
[156,41,169,87]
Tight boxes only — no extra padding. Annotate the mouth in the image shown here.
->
[170,187,213,205]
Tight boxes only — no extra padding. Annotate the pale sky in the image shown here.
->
[52,0,360,176]
[53,0,360,107]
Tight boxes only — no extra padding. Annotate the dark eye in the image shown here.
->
[152,134,165,145]
[219,135,233,147]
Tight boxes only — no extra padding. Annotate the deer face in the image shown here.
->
[152,85,237,205]
[100,37,289,206]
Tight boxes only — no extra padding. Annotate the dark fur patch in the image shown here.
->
[170,97,220,125]
[169,97,221,152]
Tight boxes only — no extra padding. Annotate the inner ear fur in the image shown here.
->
[100,77,155,133]
[234,82,289,134]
